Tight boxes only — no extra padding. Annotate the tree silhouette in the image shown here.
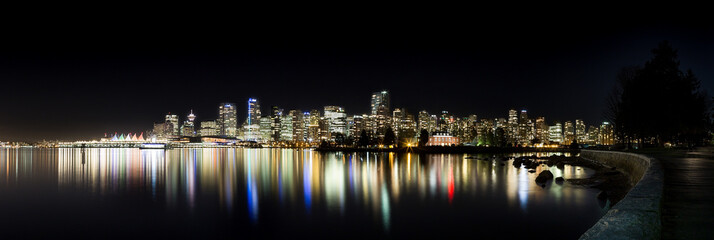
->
[418,129,430,147]
[358,130,370,147]
[397,128,416,147]
[383,127,396,146]
[494,127,507,147]
[477,128,494,146]
[607,41,711,146]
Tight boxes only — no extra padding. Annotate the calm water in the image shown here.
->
[0,148,605,239]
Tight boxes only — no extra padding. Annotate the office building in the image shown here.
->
[165,113,179,136]
[371,90,390,116]
[199,120,220,136]
[218,103,238,137]
[324,106,347,139]
[549,122,563,144]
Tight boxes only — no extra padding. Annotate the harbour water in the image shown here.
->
[0,148,605,239]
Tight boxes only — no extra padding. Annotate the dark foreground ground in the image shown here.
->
[633,147,714,239]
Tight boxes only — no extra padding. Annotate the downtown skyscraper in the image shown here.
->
[371,90,390,116]
[218,103,238,137]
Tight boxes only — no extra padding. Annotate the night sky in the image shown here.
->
[1,16,712,141]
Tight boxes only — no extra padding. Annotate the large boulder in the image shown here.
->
[535,170,554,184]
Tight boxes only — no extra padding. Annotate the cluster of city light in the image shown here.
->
[86,90,614,148]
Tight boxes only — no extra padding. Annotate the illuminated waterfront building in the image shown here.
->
[427,131,459,146]
[507,109,518,144]
[280,114,294,141]
[393,108,416,140]
[288,109,304,142]
[575,119,586,143]
[218,103,238,137]
[246,98,261,125]
[270,106,282,141]
[599,122,615,145]
[535,117,547,143]
[243,98,261,141]
[306,110,322,142]
[302,111,312,141]
[199,120,219,136]
[165,113,179,136]
[564,121,574,144]
[586,125,599,145]
[324,106,347,139]
[548,122,563,144]
[259,117,272,142]
[518,109,529,145]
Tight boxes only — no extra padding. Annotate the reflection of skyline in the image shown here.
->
[3,148,594,231]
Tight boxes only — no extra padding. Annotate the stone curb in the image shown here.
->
[579,150,663,240]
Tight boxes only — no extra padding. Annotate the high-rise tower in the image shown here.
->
[165,113,179,136]
[371,90,390,116]
[218,103,238,137]
[247,98,261,126]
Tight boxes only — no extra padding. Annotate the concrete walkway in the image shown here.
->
[650,147,714,239]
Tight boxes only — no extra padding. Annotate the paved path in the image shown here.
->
[650,147,714,239]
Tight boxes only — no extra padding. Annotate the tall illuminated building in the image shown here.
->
[280,114,294,141]
[518,109,529,145]
[418,110,431,132]
[535,117,547,143]
[349,114,366,137]
[243,98,261,141]
[259,117,272,142]
[218,103,238,137]
[564,121,574,144]
[586,125,599,145]
[324,106,347,139]
[246,98,261,125]
[288,109,304,142]
[306,110,321,142]
[270,106,282,141]
[548,122,563,144]
[575,119,586,143]
[507,109,518,144]
[599,122,615,145]
[165,113,179,136]
[371,90,390,116]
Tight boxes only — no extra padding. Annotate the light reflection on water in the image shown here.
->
[0,148,602,238]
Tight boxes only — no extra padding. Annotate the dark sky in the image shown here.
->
[1,15,713,141]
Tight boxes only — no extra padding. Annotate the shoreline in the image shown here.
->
[315,146,578,154]
[511,154,632,206]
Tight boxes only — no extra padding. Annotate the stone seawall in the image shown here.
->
[579,150,663,240]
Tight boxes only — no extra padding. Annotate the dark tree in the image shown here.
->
[418,129,430,147]
[397,128,416,147]
[494,127,507,147]
[607,41,711,147]
[345,135,355,146]
[333,133,345,146]
[477,128,494,146]
[358,130,370,147]
[382,127,396,146]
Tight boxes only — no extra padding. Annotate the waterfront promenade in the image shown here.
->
[645,147,714,239]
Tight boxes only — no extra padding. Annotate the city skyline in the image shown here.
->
[83,90,613,149]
